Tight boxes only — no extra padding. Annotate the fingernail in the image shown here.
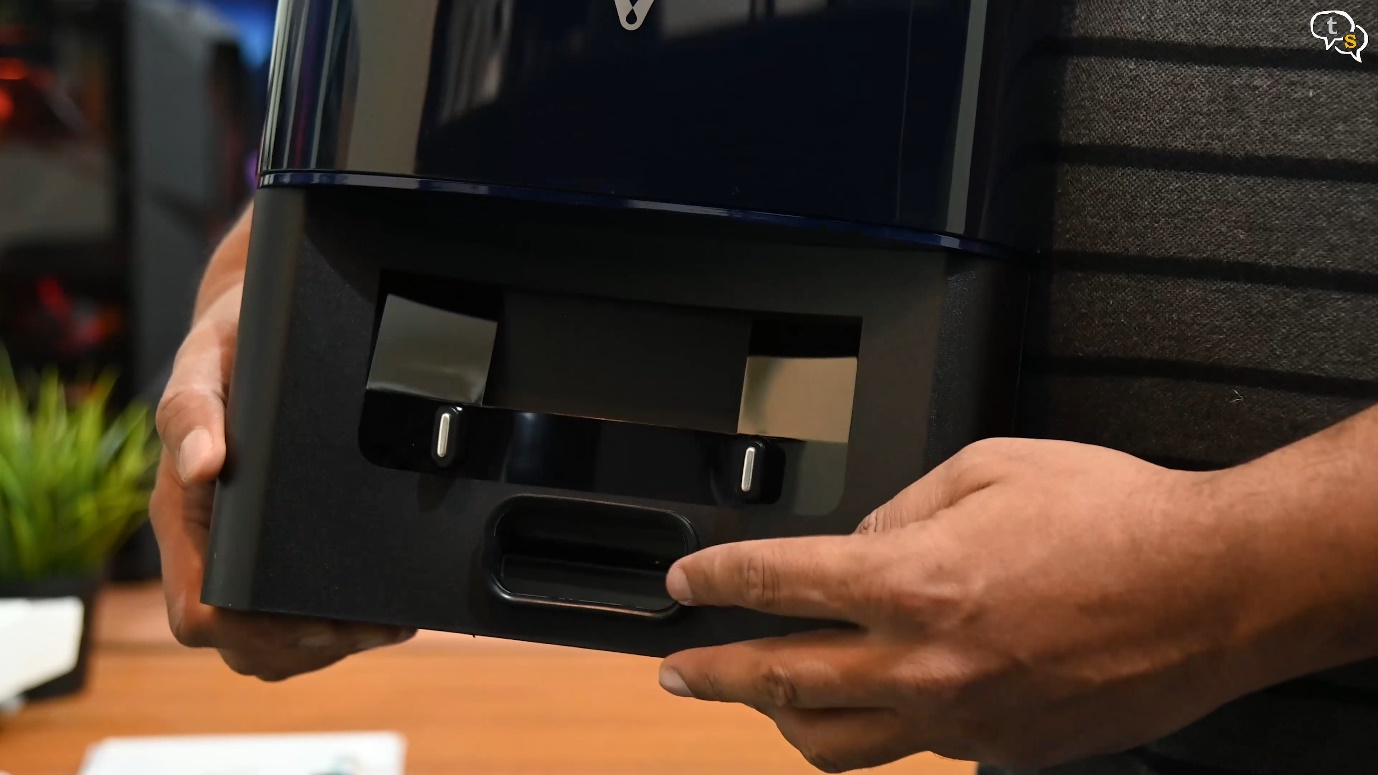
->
[659,666,693,698]
[666,566,693,605]
[177,428,213,483]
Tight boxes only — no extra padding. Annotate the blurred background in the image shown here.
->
[0,0,274,582]
[0,0,272,388]
[0,2,973,772]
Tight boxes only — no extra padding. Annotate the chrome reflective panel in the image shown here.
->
[362,290,858,516]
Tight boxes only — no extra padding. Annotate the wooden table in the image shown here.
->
[0,584,975,775]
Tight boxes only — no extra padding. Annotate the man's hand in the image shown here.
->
[656,433,1378,771]
[149,205,414,681]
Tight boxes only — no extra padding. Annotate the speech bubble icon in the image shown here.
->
[1312,10,1356,49]
[1341,22,1369,62]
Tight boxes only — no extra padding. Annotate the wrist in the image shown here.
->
[1199,417,1378,694]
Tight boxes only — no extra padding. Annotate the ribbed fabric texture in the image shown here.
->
[1000,1,1378,773]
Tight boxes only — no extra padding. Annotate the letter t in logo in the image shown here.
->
[614,0,656,31]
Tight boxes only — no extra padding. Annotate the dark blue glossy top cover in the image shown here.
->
[258,0,1060,251]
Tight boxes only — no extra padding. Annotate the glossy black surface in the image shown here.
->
[259,0,1062,251]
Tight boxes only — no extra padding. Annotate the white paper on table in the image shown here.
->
[0,597,84,702]
[77,732,407,775]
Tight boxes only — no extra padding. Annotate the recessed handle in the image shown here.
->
[485,497,699,619]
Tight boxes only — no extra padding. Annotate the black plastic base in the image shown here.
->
[203,185,1026,657]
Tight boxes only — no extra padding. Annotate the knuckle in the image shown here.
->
[963,436,1019,458]
[949,437,1043,488]
[218,650,258,677]
[223,662,255,679]
[742,551,780,610]
[866,540,980,627]
[948,438,1008,479]
[758,662,800,708]
[799,745,847,774]
[220,650,297,683]
[261,625,309,651]
[776,718,852,774]
[697,668,724,703]
[155,386,215,441]
[258,617,336,651]
[856,502,897,535]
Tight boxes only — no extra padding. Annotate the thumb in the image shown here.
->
[156,308,237,485]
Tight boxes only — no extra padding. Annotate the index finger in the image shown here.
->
[666,535,885,621]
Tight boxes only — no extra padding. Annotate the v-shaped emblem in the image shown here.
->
[613,0,656,31]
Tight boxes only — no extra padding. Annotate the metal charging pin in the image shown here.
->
[740,445,757,494]
[432,406,465,468]
[733,439,783,505]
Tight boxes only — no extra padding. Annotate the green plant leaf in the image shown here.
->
[0,349,159,581]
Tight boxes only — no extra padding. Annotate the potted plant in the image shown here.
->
[0,351,160,699]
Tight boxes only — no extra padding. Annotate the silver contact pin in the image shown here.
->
[740,445,757,494]
[432,406,464,468]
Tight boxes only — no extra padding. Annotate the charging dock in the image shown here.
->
[486,497,698,618]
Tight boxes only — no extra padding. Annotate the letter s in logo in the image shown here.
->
[614,0,656,31]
